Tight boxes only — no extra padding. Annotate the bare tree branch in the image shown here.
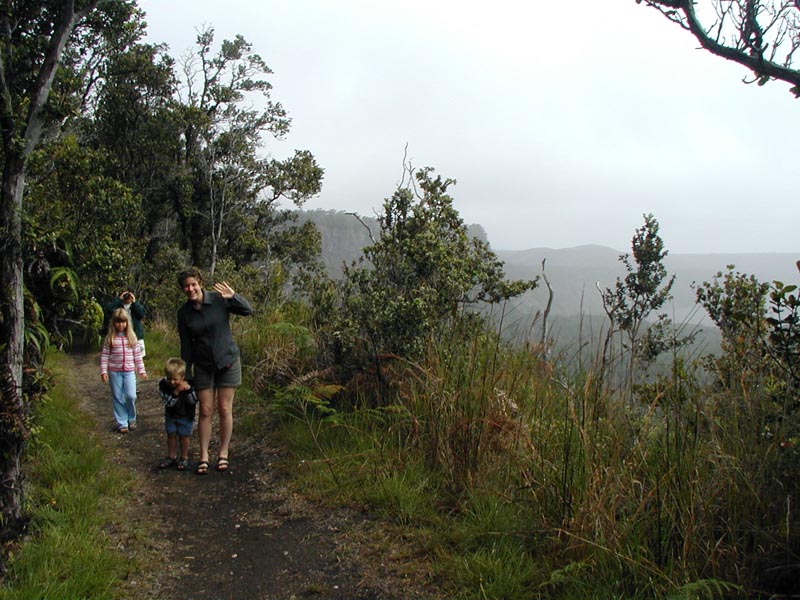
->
[639,0,800,96]
[346,212,377,245]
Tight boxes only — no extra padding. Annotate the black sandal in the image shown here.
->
[216,457,229,472]
[177,458,189,471]
[195,460,209,475]
[158,457,178,469]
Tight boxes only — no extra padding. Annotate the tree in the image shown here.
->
[0,0,136,540]
[601,214,676,392]
[88,39,182,262]
[695,266,771,390]
[637,0,800,96]
[174,28,322,275]
[341,166,537,361]
[24,135,145,343]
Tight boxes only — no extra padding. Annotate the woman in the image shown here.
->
[177,267,253,475]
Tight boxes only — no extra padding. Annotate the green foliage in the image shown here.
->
[24,22,324,326]
[0,352,140,600]
[695,266,772,392]
[22,320,50,362]
[454,542,541,600]
[6,4,799,597]
[48,268,79,303]
[365,469,438,527]
[89,39,182,245]
[339,166,536,360]
[538,561,595,598]
[603,214,674,334]
[601,214,684,392]
[0,1,142,139]
[271,382,342,420]
[136,243,190,321]
[665,579,743,600]
[696,264,800,446]
[695,266,769,340]
[237,305,319,395]
[172,27,323,275]
[273,293,796,598]
[23,136,145,346]
[767,279,800,386]
[8,12,327,355]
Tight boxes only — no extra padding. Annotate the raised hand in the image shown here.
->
[213,281,235,299]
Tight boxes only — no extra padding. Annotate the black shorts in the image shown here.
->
[193,357,242,390]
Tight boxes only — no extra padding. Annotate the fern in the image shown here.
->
[539,561,592,591]
[666,578,742,600]
[49,266,80,302]
[24,320,51,356]
[272,383,342,419]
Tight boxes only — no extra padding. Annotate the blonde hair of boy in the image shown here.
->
[164,358,187,380]
[105,308,138,349]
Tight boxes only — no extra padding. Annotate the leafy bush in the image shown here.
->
[337,167,536,364]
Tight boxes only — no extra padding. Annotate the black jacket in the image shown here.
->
[177,290,253,372]
[158,378,198,420]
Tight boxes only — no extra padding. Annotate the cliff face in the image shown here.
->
[297,209,489,278]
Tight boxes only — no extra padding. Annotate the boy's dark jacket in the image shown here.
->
[158,378,198,420]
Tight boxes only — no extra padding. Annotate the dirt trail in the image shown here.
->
[68,352,440,600]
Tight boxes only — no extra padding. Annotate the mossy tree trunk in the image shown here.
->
[0,0,100,541]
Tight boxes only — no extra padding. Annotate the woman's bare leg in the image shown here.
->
[216,386,235,460]
[197,388,215,464]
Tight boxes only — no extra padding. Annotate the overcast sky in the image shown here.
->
[138,0,799,254]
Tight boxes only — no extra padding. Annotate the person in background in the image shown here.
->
[104,290,147,357]
[177,267,253,475]
[157,358,197,471]
[100,308,147,433]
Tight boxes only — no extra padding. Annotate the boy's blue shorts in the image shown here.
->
[165,416,194,437]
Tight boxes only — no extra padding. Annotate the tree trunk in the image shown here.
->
[0,0,101,542]
[0,158,28,539]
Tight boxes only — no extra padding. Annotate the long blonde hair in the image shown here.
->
[105,308,138,349]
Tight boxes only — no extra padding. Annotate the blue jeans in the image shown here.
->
[108,370,137,428]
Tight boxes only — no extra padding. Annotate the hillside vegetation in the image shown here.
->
[302,208,797,324]
[3,7,799,599]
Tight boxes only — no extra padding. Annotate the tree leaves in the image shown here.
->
[341,167,536,360]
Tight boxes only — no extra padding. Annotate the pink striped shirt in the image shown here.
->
[100,334,146,376]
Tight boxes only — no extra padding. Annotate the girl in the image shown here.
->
[100,307,148,433]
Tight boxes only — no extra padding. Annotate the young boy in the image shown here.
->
[157,358,197,471]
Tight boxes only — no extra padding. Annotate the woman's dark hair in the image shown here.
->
[178,267,204,288]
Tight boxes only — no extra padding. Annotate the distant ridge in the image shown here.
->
[298,209,797,323]
[496,247,798,322]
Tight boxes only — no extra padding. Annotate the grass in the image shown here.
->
[265,317,792,600]
[0,351,148,600]
[14,313,787,599]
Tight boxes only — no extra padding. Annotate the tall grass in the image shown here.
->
[0,352,146,600]
[270,312,798,598]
